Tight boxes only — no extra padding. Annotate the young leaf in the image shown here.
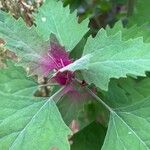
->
[96,77,150,150]
[0,62,71,150]
[61,29,150,90]
[0,10,50,76]
[0,10,74,78]
[34,0,89,51]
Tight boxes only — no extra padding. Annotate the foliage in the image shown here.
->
[0,62,71,150]
[0,0,150,149]
[128,0,150,26]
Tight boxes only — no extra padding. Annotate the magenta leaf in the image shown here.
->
[52,71,74,85]
[38,35,74,85]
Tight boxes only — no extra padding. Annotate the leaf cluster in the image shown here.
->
[0,0,150,149]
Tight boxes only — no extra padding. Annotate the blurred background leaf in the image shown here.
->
[1,0,128,32]
[71,121,107,150]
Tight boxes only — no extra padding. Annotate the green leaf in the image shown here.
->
[61,29,150,90]
[0,62,71,150]
[106,21,150,43]
[0,61,37,96]
[0,10,49,75]
[98,77,150,150]
[34,0,89,51]
[71,121,106,150]
[129,0,150,26]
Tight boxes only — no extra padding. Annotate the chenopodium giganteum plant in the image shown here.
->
[1,0,150,149]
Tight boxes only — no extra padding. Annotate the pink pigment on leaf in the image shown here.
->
[39,39,74,85]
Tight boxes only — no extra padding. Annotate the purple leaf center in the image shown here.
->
[39,39,74,85]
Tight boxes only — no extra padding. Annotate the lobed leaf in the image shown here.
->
[0,62,71,150]
[61,28,150,90]
[0,10,50,76]
[100,77,150,150]
[34,0,89,51]
[106,21,150,43]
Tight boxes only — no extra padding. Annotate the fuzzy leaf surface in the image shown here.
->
[61,29,150,90]
[0,10,50,76]
[100,77,150,149]
[34,0,89,51]
[106,21,150,43]
[0,62,71,150]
